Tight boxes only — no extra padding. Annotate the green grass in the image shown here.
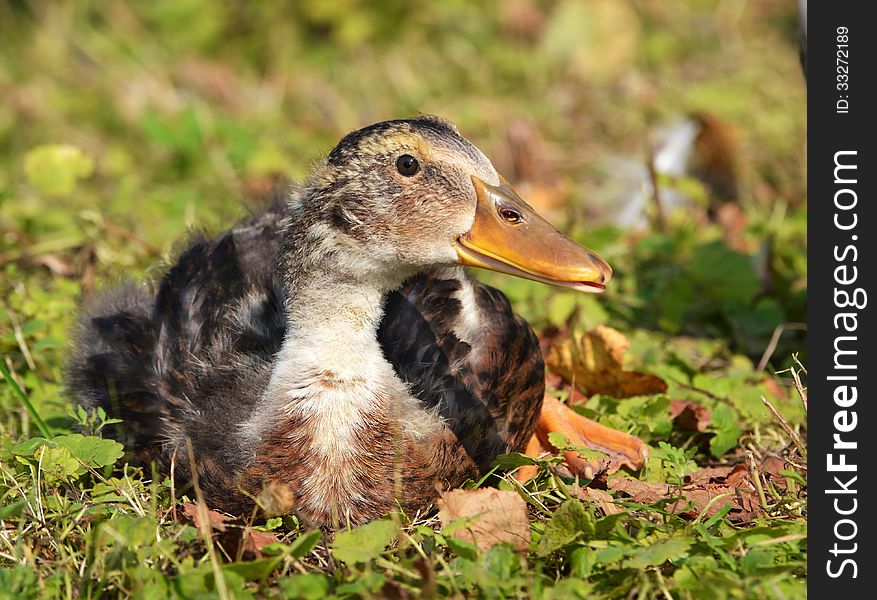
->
[1,1,806,598]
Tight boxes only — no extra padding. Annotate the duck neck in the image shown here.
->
[241,204,448,522]
[282,267,395,376]
[244,212,416,446]
[279,216,408,369]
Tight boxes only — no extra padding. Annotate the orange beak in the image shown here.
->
[454,176,612,293]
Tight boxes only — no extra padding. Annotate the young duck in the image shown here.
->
[68,116,647,527]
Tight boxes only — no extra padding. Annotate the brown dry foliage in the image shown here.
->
[545,325,668,398]
[437,488,531,551]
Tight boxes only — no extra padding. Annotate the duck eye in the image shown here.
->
[395,154,420,177]
[499,207,524,224]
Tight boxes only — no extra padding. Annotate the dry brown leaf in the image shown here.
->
[670,399,712,432]
[182,501,236,532]
[683,464,747,486]
[437,488,530,551]
[608,478,671,505]
[609,463,763,524]
[545,325,667,398]
[241,527,280,559]
[572,485,623,515]
[761,456,789,478]
[713,197,746,249]
[692,112,740,213]
[761,455,796,492]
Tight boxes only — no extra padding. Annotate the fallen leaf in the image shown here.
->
[572,485,623,515]
[545,325,668,398]
[669,399,712,432]
[609,463,763,524]
[182,501,236,532]
[438,488,530,551]
[761,456,789,478]
[241,527,280,559]
[724,463,750,486]
[691,112,739,212]
[760,455,796,491]
[682,464,747,486]
[608,479,669,504]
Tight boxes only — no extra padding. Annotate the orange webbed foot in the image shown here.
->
[515,394,649,483]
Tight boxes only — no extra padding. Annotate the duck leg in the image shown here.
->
[515,394,649,483]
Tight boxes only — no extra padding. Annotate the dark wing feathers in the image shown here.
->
[69,207,287,472]
[470,285,545,447]
[67,283,162,454]
[380,272,544,474]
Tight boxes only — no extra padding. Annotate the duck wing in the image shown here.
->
[68,205,288,487]
[378,269,545,480]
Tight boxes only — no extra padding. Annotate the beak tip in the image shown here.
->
[587,253,612,286]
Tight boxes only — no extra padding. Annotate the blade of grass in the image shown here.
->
[186,437,232,600]
[760,394,807,458]
[1,360,52,438]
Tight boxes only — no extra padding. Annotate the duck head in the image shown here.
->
[305,116,611,292]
